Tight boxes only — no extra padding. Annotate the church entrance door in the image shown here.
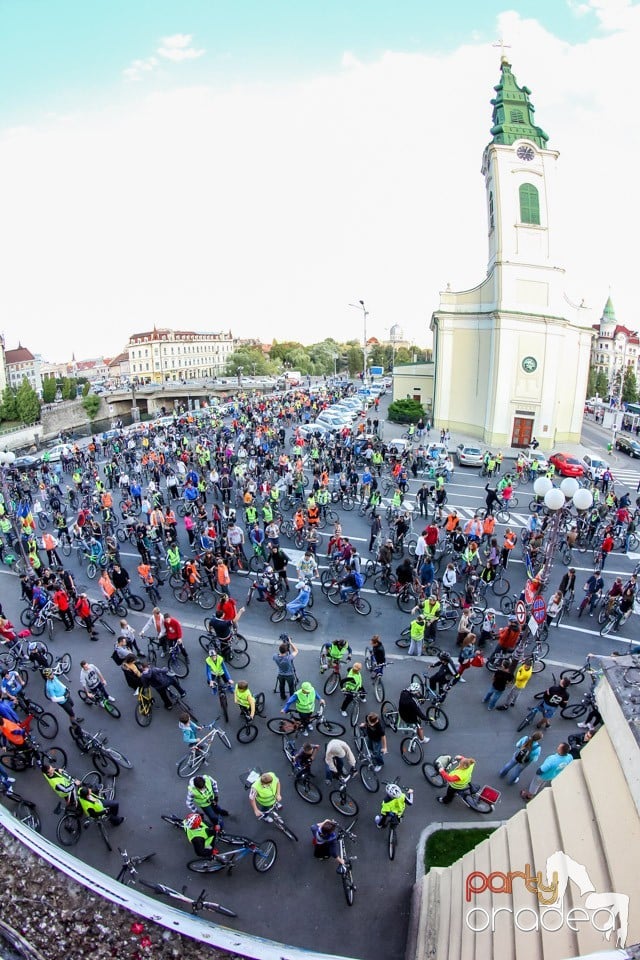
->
[511,417,533,448]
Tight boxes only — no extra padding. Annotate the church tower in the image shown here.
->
[430,58,593,450]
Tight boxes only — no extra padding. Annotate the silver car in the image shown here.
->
[455,444,484,467]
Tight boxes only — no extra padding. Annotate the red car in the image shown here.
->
[549,452,585,477]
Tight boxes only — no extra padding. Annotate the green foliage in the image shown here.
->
[82,381,91,397]
[15,377,41,425]
[225,348,273,377]
[425,829,495,874]
[82,394,101,420]
[586,365,597,399]
[0,386,18,422]
[60,377,78,400]
[594,369,608,397]
[388,398,424,423]
[622,365,638,404]
[42,378,58,404]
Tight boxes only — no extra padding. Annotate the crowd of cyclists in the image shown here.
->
[0,377,636,917]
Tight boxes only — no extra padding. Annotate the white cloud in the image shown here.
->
[123,34,204,80]
[567,0,640,31]
[3,12,640,360]
[158,33,205,62]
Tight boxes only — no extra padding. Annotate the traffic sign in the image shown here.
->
[532,596,547,624]
[524,580,539,604]
[514,600,527,626]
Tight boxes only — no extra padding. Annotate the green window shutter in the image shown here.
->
[511,109,524,124]
[519,183,540,225]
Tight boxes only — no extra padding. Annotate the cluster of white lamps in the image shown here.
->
[532,475,593,514]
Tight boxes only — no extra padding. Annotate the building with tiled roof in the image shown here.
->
[5,343,42,396]
[590,297,640,397]
[127,327,235,383]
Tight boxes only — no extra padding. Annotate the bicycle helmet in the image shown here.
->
[385,783,403,799]
[408,682,422,695]
[185,813,202,829]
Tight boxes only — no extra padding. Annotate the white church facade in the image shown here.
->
[430,59,592,450]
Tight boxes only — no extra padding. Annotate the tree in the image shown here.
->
[82,381,91,397]
[0,386,17,422]
[622,365,638,404]
[60,377,78,401]
[586,365,597,399]
[225,348,272,377]
[612,369,622,396]
[388,398,424,423]
[15,377,41,425]
[42,378,57,404]
[82,394,101,420]
[594,369,608,398]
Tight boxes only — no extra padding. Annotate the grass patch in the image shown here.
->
[425,828,495,874]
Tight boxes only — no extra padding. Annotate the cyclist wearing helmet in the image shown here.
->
[182,812,219,857]
[398,684,430,744]
[375,781,413,828]
[285,579,311,621]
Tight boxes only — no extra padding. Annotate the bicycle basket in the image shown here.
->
[477,785,501,805]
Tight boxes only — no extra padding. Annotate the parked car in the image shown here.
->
[455,444,484,467]
[43,443,71,462]
[14,454,42,470]
[522,450,549,473]
[581,454,610,481]
[298,423,330,440]
[615,436,640,459]
[548,452,585,477]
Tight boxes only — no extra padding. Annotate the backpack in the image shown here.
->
[354,571,365,589]
[515,739,533,765]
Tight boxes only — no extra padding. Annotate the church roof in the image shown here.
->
[602,296,616,322]
[5,345,35,364]
[489,59,549,148]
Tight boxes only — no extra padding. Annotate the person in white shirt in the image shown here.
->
[441,563,457,596]
[324,739,356,781]
[79,661,114,702]
[297,551,318,581]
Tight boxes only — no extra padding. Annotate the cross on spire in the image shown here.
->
[492,37,511,63]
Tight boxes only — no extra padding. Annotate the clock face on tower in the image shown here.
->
[522,356,538,373]
[516,145,535,162]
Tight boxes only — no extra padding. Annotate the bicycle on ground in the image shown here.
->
[0,779,41,832]
[115,848,237,917]
[158,817,277,875]
[68,724,133,776]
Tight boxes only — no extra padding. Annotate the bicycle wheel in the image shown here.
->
[400,737,423,765]
[91,749,120,778]
[237,722,258,744]
[426,705,449,732]
[229,648,250,669]
[177,753,202,778]
[316,719,346,737]
[169,651,189,679]
[516,709,535,733]
[373,575,391,596]
[395,631,410,650]
[560,668,585,686]
[500,596,515,615]
[341,496,354,512]
[294,777,322,804]
[0,752,28,772]
[422,762,444,787]
[14,801,41,832]
[561,702,588,720]
[217,729,232,750]
[326,586,341,605]
[354,597,371,616]
[531,657,546,675]
[329,790,359,817]
[600,618,616,637]
[135,702,153,727]
[267,717,299,736]
[381,701,398,732]
[35,712,59,740]
[29,618,46,637]
[299,613,318,632]
[536,640,550,659]
[56,652,73,675]
[251,838,278,872]
[491,578,509,597]
[463,793,494,814]
[388,823,397,861]
[104,700,122,719]
[218,690,230,725]
[397,590,417,614]
[342,865,356,906]
[364,648,373,671]
[495,510,509,524]
[172,586,189,604]
[187,858,226,874]
[126,593,145,612]
[373,676,385,703]
[270,606,286,623]
[196,589,216,611]
[57,813,81,846]
[359,762,379,793]
[348,699,361,727]
[324,673,340,696]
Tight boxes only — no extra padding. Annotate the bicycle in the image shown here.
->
[395,629,443,654]
[327,770,359,818]
[325,586,371,616]
[176,719,232,778]
[244,770,298,841]
[353,730,380,793]
[599,599,631,636]
[56,772,118,852]
[115,847,236,917]
[158,817,278,874]
[282,735,322,803]
[320,654,349,696]
[69,724,133,776]
[379,703,436,765]
[208,677,231,724]
[199,621,250,669]
[78,688,122,719]
[336,820,357,906]
[237,694,266,744]
[147,637,189,679]
[90,596,128,620]
[363,651,388,703]
[342,689,367,729]
[379,776,412,860]
[172,582,217,609]
[12,693,60,740]
[266,708,346,739]
[422,754,500,814]
[560,656,601,686]
[134,685,155,727]
[270,603,319,631]
[0,717,67,772]
[0,780,41,832]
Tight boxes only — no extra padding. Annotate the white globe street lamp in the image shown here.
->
[538,479,593,585]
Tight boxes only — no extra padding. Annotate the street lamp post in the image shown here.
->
[532,476,593,586]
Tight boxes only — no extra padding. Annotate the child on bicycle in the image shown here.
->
[374,782,413,828]
[234,680,256,719]
[293,741,320,778]
[179,714,204,745]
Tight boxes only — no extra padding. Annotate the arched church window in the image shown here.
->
[519,183,540,225]
[511,109,524,124]
[489,192,494,230]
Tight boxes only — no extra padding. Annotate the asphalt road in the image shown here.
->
[2,405,640,960]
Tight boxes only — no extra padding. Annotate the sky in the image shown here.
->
[0,0,638,362]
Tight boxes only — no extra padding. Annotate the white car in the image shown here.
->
[581,454,609,482]
[43,443,70,462]
[523,451,550,472]
[316,414,352,432]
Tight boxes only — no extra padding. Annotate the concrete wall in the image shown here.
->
[41,397,110,440]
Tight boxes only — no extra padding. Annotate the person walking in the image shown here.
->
[407,615,425,657]
[272,635,298,701]
[520,742,573,801]
[482,659,515,710]
[499,731,543,785]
